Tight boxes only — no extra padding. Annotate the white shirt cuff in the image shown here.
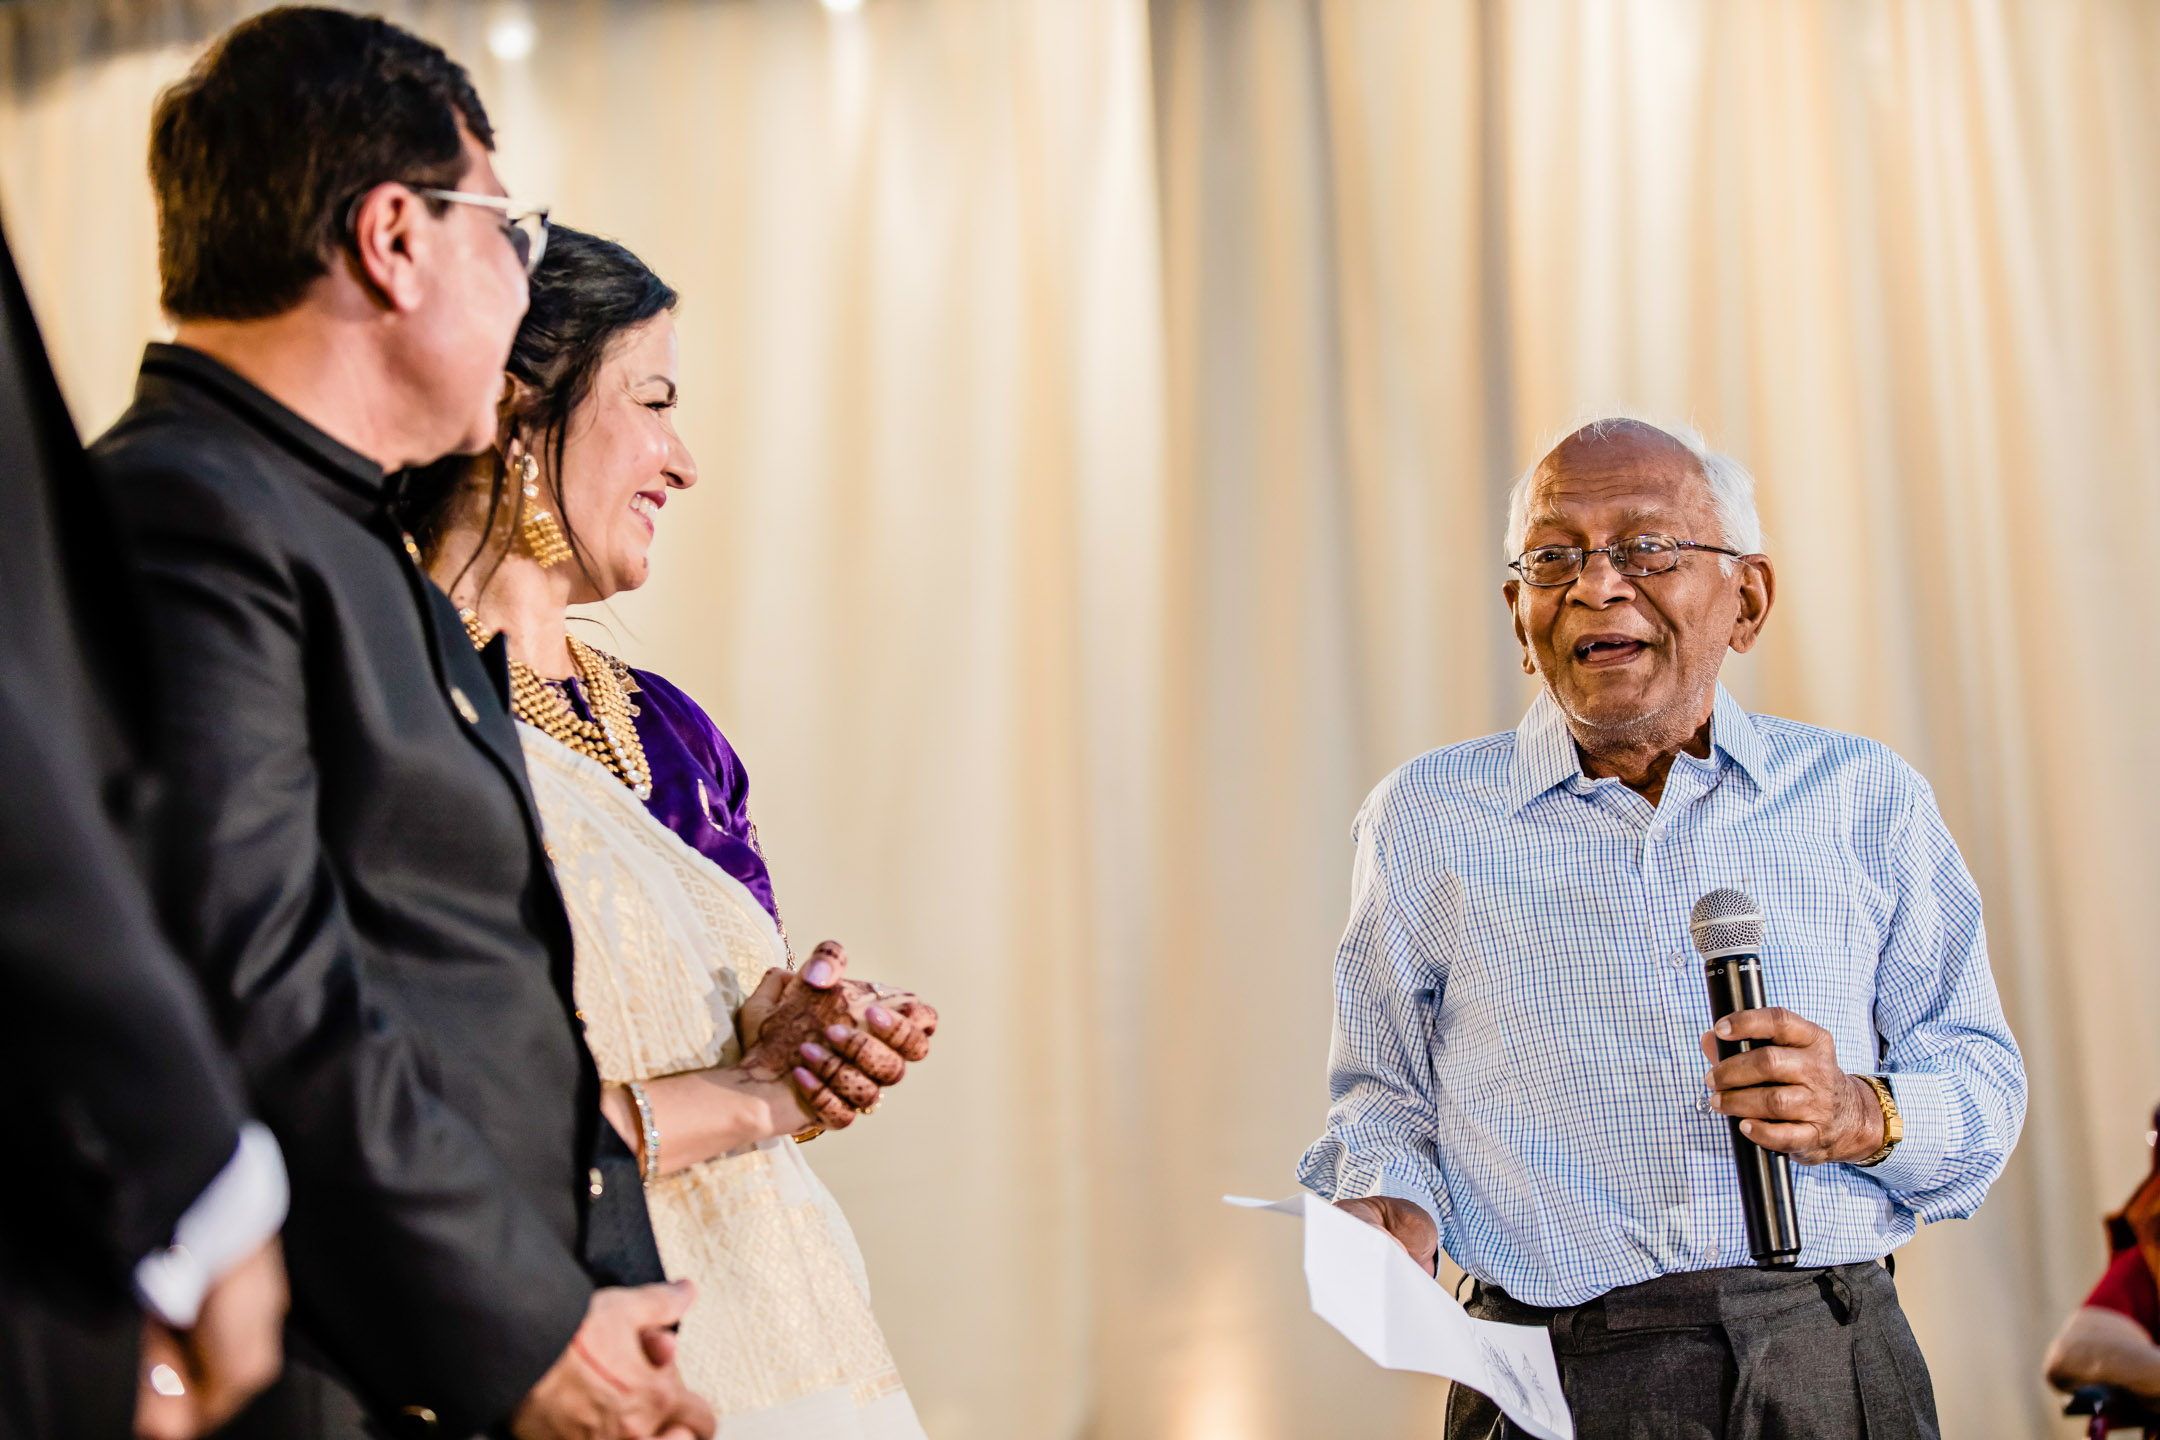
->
[133,1122,288,1329]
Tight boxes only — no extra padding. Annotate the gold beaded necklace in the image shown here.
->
[460,609,653,800]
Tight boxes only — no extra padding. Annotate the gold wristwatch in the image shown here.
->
[1855,1074,1902,1167]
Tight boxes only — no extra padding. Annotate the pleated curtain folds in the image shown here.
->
[5,1,2158,1435]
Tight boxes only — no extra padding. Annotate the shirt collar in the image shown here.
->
[139,342,385,500]
[1500,682,1769,815]
[1707,684,1771,792]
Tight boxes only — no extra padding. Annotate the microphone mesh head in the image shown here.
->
[1689,887,1765,958]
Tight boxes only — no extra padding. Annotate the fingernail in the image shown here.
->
[805,959,834,986]
[793,1066,820,1088]
[1739,1119,1753,1135]
[1715,1019,1731,1037]
[826,1024,851,1044]
[867,1005,892,1028]
[800,1042,828,1062]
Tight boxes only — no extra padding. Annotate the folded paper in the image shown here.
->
[1224,1193,1572,1440]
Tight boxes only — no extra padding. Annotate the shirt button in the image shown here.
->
[589,1167,605,1198]
[1667,950,1691,970]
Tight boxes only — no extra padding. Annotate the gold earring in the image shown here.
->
[515,451,572,568]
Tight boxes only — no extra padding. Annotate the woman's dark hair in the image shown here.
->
[152,8,491,321]
[400,225,678,585]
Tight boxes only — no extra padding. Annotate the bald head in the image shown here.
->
[1503,418,1762,561]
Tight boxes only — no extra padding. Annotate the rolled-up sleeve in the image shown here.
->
[1297,788,1452,1232]
[1860,768,2027,1216]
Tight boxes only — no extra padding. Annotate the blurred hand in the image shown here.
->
[1699,1006,1884,1165]
[1335,1196,1439,1276]
[511,1281,714,1440]
[134,1237,288,1440]
[737,942,938,1131]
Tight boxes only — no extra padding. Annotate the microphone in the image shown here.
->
[1689,887,1803,1270]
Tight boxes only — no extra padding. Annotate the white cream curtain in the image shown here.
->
[5,1,2157,1436]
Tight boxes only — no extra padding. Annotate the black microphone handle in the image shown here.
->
[1704,951,1803,1269]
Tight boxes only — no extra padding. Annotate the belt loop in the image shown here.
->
[1818,1267,1857,1326]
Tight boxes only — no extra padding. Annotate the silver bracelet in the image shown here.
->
[626,1081,660,1183]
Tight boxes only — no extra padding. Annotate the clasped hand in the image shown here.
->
[513,1281,713,1440]
[738,941,938,1131]
[1699,1006,1885,1165]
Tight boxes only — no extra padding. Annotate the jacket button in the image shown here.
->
[398,1406,438,1432]
[449,687,480,725]
[589,1166,605,1198]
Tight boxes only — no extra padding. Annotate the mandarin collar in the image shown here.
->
[139,342,385,501]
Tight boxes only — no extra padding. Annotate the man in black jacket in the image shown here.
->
[93,13,711,1438]
[0,210,288,1439]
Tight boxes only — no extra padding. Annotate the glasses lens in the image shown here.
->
[503,221,532,272]
[1518,546,1583,585]
[1615,535,1682,576]
[516,213,549,276]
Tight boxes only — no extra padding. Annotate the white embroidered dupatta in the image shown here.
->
[518,723,924,1439]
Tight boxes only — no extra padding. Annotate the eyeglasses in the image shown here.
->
[412,188,552,275]
[1509,533,1742,587]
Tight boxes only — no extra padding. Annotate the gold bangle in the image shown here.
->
[626,1081,660,1183]
[792,1125,826,1144]
[1855,1074,1903,1168]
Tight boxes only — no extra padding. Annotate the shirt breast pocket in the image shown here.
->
[1744,850,1884,1072]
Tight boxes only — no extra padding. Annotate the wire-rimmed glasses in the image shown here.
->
[1509,533,1742,587]
[412,188,552,275]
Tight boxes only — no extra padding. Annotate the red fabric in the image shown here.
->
[2087,1245,2160,1339]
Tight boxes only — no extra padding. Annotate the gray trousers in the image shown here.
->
[1447,1262,1939,1440]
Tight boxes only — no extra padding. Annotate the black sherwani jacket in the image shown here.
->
[0,237,251,1435]
[94,345,643,1436]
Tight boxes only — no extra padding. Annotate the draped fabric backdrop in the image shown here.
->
[5,1,2155,1435]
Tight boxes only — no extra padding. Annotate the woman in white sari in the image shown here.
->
[401,227,936,1439]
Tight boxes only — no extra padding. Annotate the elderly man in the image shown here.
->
[1300,418,2025,1438]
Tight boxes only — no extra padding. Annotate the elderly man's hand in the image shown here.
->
[1334,1196,1440,1275]
[1700,1007,1885,1165]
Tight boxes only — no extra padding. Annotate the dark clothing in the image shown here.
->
[1448,1263,1939,1440]
[94,343,645,1436]
[2086,1246,2160,1339]
[0,235,249,1435]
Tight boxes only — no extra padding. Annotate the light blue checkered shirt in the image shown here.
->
[1297,685,2026,1306]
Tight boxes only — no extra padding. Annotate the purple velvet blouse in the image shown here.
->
[558,663,781,929]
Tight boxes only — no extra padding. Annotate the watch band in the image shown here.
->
[1855,1074,1903,1167]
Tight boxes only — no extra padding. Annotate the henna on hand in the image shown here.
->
[863,998,936,1062]
[798,1039,883,1108]
[733,940,939,1125]
[791,1065,860,1131]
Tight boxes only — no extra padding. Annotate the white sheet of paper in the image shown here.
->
[1224,1194,1573,1440]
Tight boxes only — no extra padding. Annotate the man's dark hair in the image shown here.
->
[150,7,494,321]
[399,226,678,591]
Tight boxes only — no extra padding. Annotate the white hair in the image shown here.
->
[1501,413,1764,561]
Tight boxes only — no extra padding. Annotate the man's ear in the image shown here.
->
[346,183,428,313]
[1727,556,1776,655]
[1503,578,1534,674]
